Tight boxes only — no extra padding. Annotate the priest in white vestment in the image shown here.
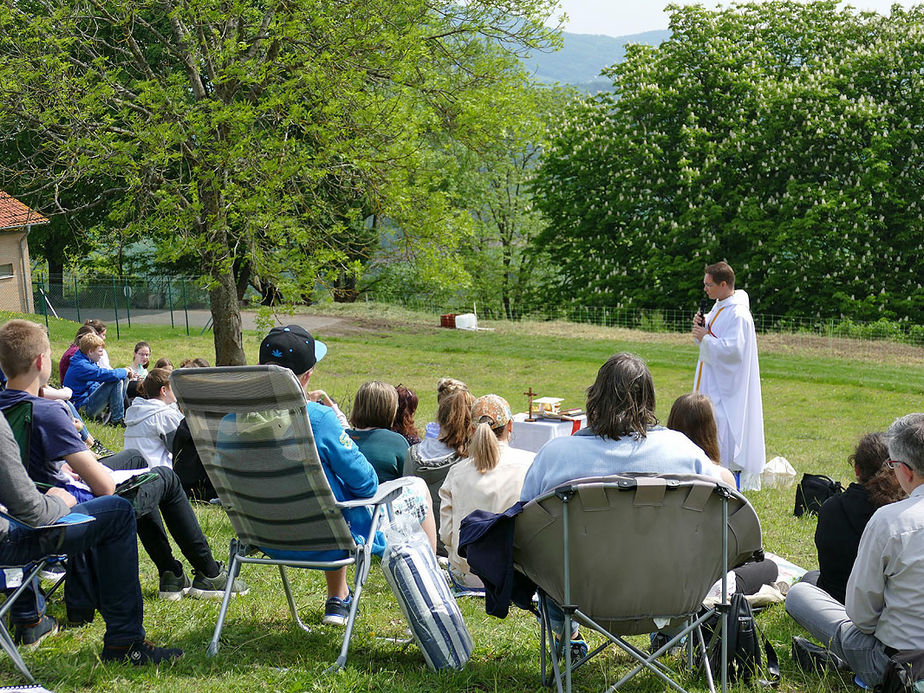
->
[692,261,766,491]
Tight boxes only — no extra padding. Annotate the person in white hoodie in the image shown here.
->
[123,368,184,468]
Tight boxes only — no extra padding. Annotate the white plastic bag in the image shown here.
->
[760,456,797,490]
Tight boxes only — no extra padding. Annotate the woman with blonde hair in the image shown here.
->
[346,380,408,482]
[405,387,474,552]
[439,394,534,588]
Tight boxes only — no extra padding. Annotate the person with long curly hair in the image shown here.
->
[803,432,906,604]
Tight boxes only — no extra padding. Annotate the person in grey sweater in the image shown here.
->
[0,399,182,664]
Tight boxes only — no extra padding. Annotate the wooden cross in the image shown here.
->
[524,387,538,422]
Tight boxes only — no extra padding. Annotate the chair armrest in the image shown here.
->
[335,478,414,510]
[0,507,95,531]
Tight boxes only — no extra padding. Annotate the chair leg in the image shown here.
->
[279,566,311,634]
[0,561,46,683]
[0,617,34,683]
[327,549,370,673]
[695,624,717,693]
[538,595,565,693]
[207,541,241,657]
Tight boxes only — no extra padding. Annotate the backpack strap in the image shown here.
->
[754,618,781,688]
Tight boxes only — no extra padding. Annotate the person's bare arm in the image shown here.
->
[64,449,115,496]
[716,465,736,487]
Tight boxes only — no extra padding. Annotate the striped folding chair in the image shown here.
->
[171,365,408,670]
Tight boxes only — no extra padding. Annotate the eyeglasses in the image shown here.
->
[887,459,910,471]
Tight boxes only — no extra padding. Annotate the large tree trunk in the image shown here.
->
[209,270,246,365]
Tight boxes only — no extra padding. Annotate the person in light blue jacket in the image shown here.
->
[258,325,379,627]
[63,332,128,425]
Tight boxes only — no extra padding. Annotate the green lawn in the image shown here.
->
[3,309,923,691]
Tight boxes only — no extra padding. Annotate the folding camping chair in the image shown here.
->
[0,507,93,682]
[513,473,763,693]
[170,365,410,670]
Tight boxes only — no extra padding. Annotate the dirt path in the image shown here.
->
[54,305,924,367]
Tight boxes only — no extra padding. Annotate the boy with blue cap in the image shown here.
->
[258,325,378,625]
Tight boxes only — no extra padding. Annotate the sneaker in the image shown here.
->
[322,592,353,626]
[570,638,589,662]
[38,563,66,581]
[90,440,116,457]
[792,636,850,674]
[13,615,59,647]
[649,631,686,655]
[554,633,588,662]
[100,639,184,665]
[110,419,126,428]
[158,568,191,601]
[187,563,249,599]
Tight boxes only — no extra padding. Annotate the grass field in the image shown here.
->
[3,307,924,692]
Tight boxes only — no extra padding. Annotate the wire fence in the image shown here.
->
[364,293,924,350]
[29,275,210,337]
[9,274,924,352]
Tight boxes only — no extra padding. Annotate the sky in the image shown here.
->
[554,0,920,37]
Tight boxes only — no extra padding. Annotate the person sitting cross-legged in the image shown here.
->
[0,407,183,663]
[62,331,128,426]
[786,413,924,688]
[0,319,248,606]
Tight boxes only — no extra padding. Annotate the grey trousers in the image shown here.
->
[785,581,890,686]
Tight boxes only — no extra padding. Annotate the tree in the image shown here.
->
[533,1,924,321]
[0,0,559,363]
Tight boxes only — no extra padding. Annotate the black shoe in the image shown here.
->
[90,440,116,457]
[13,615,59,647]
[158,568,191,601]
[110,419,126,428]
[100,640,184,665]
[792,636,850,673]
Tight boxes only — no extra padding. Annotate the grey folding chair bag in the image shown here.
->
[513,473,761,636]
[171,365,406,669]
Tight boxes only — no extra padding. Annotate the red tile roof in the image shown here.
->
[0,191,49,231]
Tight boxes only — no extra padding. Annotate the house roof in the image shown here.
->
[0,191,49,231]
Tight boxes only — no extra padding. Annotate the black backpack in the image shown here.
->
[879,649,924,692]
[794,473,843,517]
[700,593,780,687]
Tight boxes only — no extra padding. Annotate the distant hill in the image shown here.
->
[525,30,670,92]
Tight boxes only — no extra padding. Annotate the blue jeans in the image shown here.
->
[786,581,890,686]
[2,495,145,647]
[80,380,126,423]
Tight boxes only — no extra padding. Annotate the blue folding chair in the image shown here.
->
[0,507,93,682]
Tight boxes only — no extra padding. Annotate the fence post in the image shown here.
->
[39,279,49,328]
[111,278,121,339]
[124,282,132,328]
[74,275,81,323]
[167,280,175,329]
[182,279,190,336]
